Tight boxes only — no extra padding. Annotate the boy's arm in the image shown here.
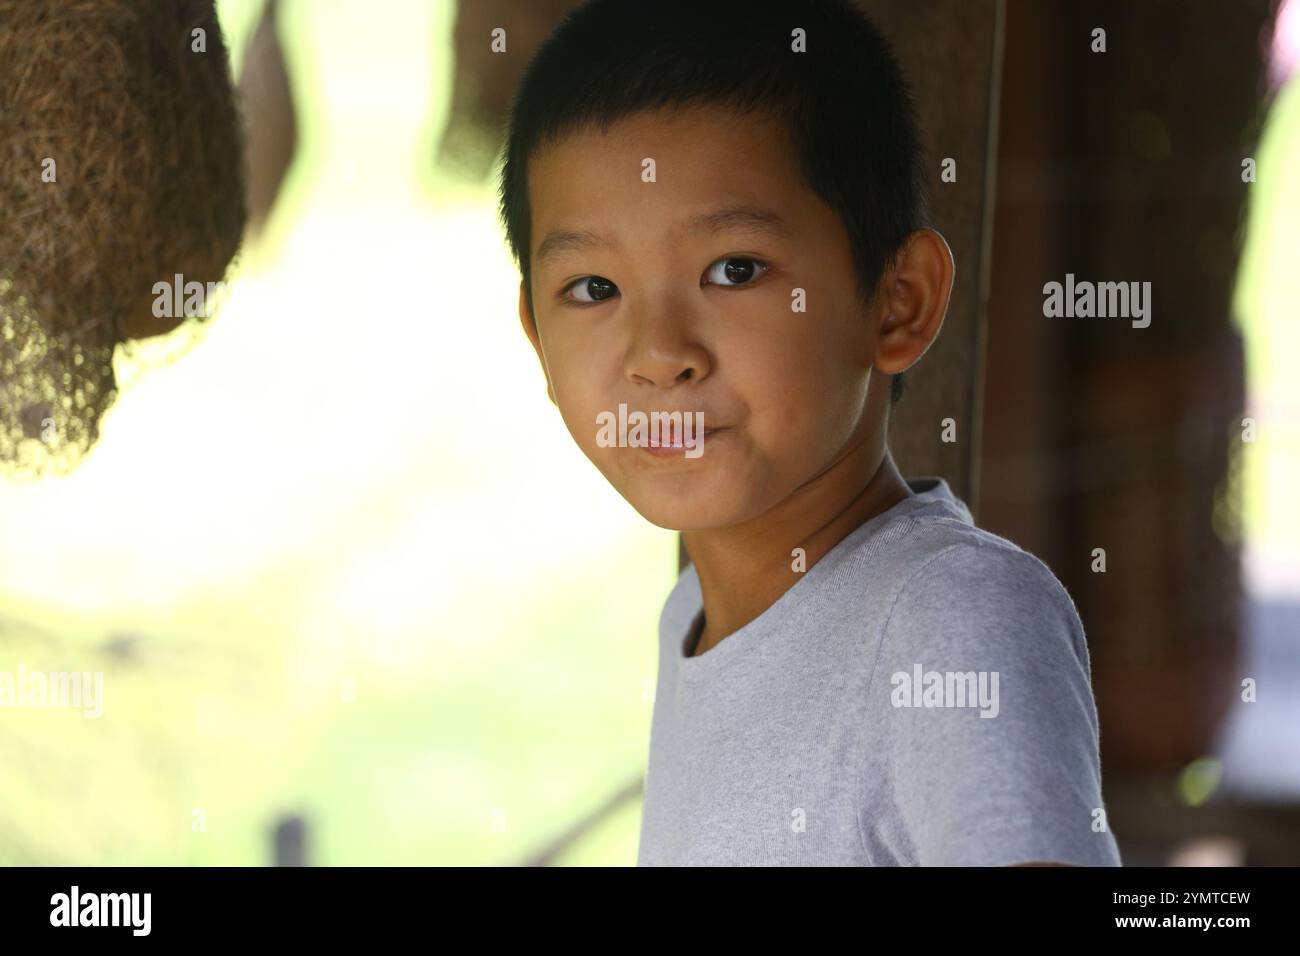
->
[864,542,1121,867]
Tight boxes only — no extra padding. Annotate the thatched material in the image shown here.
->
[0,0,246,475]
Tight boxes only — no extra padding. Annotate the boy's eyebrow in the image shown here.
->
[534,205,791,267]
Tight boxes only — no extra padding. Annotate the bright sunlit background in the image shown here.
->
[1216,0,1300,800]
[1236,0,1300,596]
[0,0,674,865]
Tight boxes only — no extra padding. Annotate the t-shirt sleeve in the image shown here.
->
[862,541,1122,866]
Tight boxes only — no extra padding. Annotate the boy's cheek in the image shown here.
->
[550,388,608,456]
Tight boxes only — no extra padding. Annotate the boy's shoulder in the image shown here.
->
[867,479,1091,679]
[891,486,1080,613]
[828,476,1082,634]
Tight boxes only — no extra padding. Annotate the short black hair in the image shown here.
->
[497,0,929,406]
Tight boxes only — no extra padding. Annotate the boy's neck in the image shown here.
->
[682,438,912,658]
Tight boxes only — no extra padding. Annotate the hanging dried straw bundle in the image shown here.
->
[0,0,245,475]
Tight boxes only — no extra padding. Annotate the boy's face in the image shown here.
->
[520,104,891,532]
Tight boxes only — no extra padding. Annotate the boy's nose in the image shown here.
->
[623,306,712,388]
[624,340,711,389]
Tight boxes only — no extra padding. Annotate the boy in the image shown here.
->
[498,0,1121,866]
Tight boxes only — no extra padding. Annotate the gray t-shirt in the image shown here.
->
[637,477,1122,866]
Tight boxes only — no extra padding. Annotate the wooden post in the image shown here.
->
[862,0,1005,514]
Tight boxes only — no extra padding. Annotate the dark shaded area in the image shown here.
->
[273,813,309,867]
[239,0,298,236]
[437,0,584,179]
[981,0,1288,862]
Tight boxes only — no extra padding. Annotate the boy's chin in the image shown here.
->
[621,491,750,533]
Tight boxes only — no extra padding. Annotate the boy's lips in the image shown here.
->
[600,404,736,455]
[638,425,728,456]
[644,426,723,445]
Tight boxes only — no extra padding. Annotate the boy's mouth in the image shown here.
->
[595,404,730,457]
[645,426,721,448]
[638,426,726,458]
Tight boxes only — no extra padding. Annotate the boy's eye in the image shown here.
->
[562,275,619,304]
[559,256,768,305]
[703,256,769,288]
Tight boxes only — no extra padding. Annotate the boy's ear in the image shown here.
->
[872,228,955,377]
[518,280,557,404]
